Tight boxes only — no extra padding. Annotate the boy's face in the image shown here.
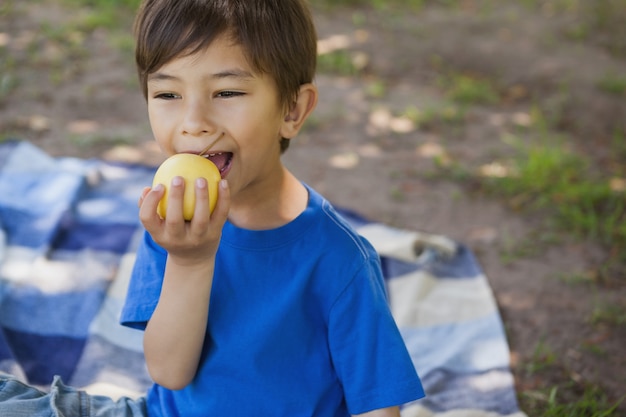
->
[146,34,288,205]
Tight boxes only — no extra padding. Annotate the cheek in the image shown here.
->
[147,105,159,128]
[148,111,173,150]
[148,104,172,131]
[148,114,163,137]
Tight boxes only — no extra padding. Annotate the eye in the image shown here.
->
[154,92,180,100]
[216,91,244,98]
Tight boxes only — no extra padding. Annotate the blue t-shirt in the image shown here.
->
[121,186,424,416]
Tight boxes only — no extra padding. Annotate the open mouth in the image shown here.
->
[203,152,233,178]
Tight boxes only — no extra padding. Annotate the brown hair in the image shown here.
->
[134,0,318,152]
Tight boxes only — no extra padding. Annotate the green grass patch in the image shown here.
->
[500,229,561,264]
[597,73,626,96]
[482,139,626,252]
[317,50,362,76]
[62,0,141,10]
[517,0,626,56]
[402,103,466,130]
[583,0,626,56]
[438,72,500,105]
[590,303,626,326]
[519,339,624,415]
[60,0,140,31]
[525,340,558,374]
[0,2,13,16]
[523,385,624,416]
[23,0,139,81]
[311,0,457,12]
[554,270,595,285]
[0,50,18,102]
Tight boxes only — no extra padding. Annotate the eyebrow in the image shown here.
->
[147,73,177,82]
[213,69,255,80]
[147,69,255,83]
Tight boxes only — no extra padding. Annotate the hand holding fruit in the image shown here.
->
[138,151,230,264]
[151,153,222,220]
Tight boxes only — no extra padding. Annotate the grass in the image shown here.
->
[523,385,625,417]
[312,0,450,12]
[459,124,626,394]
[521,0,626,56]
[590,303,626,326]
[519,340,625,416]
[583,0,626,56]
[34,0,141,62]
[525,340,558,374]
[62,0,141,13]
[318,0,626,57]
[402,103,466,130]
[597,73,626,96]
[480,136,626,263]
[0,6,17,103]
[317,50,363,76]
[0,53,18,103]
[438,72,500,105]
[499,229,562,265]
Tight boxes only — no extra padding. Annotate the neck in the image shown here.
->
[227,167,308,230]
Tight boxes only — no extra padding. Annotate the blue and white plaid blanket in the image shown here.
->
[0,140,526,416]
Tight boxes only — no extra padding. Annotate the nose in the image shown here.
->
[181,99,216,137]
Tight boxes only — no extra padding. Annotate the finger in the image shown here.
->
[164,176,186,227]
[138,186,151,207]
[190,177,210,229]
[211,180,230,227]
[139,184,165,228]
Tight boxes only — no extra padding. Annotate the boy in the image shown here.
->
[0,0,424,415]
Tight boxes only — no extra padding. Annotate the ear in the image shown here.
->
[280,83,318,139]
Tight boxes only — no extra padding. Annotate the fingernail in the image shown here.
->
[196,177,207,188]
[172,176,183,186]
[153,183,164,191]
[219,179,228,189]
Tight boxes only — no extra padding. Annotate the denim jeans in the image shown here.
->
[0,375,147,417]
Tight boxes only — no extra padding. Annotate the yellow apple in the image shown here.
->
[152,153,221,220]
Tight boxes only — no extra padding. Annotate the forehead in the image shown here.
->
[148,36,255,81]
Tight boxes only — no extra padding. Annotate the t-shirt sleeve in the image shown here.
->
[328,255,425,414]
[120,230,167,330]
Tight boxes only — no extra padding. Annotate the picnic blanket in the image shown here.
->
[0,140,526,416]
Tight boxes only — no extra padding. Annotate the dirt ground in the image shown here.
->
[1,0,625,413]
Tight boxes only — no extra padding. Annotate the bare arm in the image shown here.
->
[353,406,401,417]
[138,177,230,390]
[143,257,214,389]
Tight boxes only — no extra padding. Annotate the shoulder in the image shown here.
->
[304,187,382,294]
[306,185,378,262]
